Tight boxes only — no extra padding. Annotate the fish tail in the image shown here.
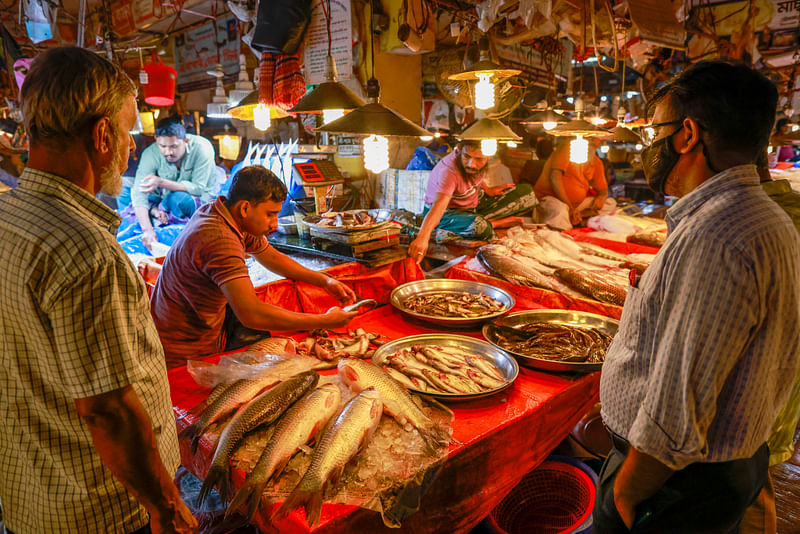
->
[418,424,451,454]
[178,422,203,454]
[197,464,229,508]
[226,479,266,523]
[272,486,324,527]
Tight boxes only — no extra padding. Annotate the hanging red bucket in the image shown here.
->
[142,52,177,107]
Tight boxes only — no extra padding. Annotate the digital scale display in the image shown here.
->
[292,160,344,187]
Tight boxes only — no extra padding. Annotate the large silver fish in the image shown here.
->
[226,383,341,522]
[196,371,320,507]
[478,244,577,296]
[272,388,383,527]
[337,359,450,453]
[179,373,283,454]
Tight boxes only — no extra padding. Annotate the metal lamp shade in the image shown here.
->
[460,118,522,141]
[447,59,522,81]
[607,125,642,143]
[227,90,290,121]
[317,102,431,137]
[289,82,366,114]
[550,118,608,137]
[521,109,569,126]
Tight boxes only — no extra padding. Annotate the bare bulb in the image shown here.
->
[322,108,345,124]
[253,103,270,131]
[569,135,589,164]
[480,138,497,156]
[363,134,389,173]
[475,73,495,110]
[542,121,558,131]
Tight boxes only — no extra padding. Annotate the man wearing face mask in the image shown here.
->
[407,140,539,262]
[594,61,800,533]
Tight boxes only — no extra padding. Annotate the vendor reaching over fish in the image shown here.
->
[408,140,539,262]
[151,166,358,368]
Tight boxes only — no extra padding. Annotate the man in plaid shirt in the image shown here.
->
[0,47,196,533]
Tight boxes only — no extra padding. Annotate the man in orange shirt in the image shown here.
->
[533,137,612,229]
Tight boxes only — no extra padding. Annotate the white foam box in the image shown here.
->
[377,169,431,213]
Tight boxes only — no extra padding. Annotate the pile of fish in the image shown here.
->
[379,344,507,394]
[476,227,652,306]
[180,361,451,528]
[587,213,667,236]
[490,322,613,363]
[403,291,506,318]
[317,210,378,228]
[295,328,386,362]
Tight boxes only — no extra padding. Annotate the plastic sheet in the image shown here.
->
[446,258,623,320]
[168,303,601,533]
[563,227,661,256]
[186,352,320,388]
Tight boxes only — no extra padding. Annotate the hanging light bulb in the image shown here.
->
[253,103,270,131]
[481,138,498,156]
[569,135,589,164]
[506,140,517,148]
[542,121,558,131]
[322,108,345,124]
[474,73,495,110]
[363,134,389,173]
[600,144,610,154]
[635,143,643,151]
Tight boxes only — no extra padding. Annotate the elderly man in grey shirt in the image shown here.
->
[595,61,800,533]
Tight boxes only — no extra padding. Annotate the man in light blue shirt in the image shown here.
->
[117,118,216,249]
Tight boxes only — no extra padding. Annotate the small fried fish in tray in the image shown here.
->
[491,322,613,363]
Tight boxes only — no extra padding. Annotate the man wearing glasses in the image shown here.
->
[595,61,800,533]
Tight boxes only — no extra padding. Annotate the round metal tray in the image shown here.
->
[482,309,619,373]
[372,333,518,401]
[303,209,393,233]
[390,279,515,329]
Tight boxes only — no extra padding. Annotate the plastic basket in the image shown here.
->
[142,52,177,107]
[487,459,596,534]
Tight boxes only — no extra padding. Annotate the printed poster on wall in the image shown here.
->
[174,17,240,93]
[304,0,352,84]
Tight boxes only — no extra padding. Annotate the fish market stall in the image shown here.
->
[165,260,601,533]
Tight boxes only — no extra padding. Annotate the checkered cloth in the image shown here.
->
[258,52,275,105]
[273,53,305,110]
[0,168,180,533]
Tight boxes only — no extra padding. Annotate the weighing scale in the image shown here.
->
[292,160,345,214]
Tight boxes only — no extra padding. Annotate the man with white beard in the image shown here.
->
[0,47,196,534]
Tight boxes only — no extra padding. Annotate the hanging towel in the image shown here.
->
[273,54,306,111]
[258,52,276,105]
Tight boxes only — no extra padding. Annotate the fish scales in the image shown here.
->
[226,383,341,522]
[554,268,628,306]
[197,371,320,507]
[338,359,450,453]
[272,389,383,527]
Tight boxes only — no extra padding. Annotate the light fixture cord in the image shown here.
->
[321,0,332,56]
[370,0,376,80]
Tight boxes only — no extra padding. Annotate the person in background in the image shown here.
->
[151,165,357,368]
[407,140,539,262]
[533,136,613,230]
[117,117,217,250]
[775,118,797,162]
[0,47,196,534]
[595,61,800,534]
[738,149,800,533]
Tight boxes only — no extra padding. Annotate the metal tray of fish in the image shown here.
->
[372,333,519,401]
[303,209,394,233]
[390,279,515,329]
[482,309,619,373]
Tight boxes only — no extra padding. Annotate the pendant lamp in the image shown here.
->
[448,39,521,111]
[459,118,522,157]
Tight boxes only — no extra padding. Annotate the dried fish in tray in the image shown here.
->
[489,322,612,363]
[483,309,619,372]
[372,334,518,400]
[403,292,505,318]
[303,209,393,232]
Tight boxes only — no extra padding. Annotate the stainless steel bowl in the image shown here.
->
[482,309,619,373]
[372,333,518,401]
[390,279,515,329]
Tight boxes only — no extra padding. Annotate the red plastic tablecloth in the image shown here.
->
[169,304,600,534]
[563,227,661,255]
[446,260,623,320]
